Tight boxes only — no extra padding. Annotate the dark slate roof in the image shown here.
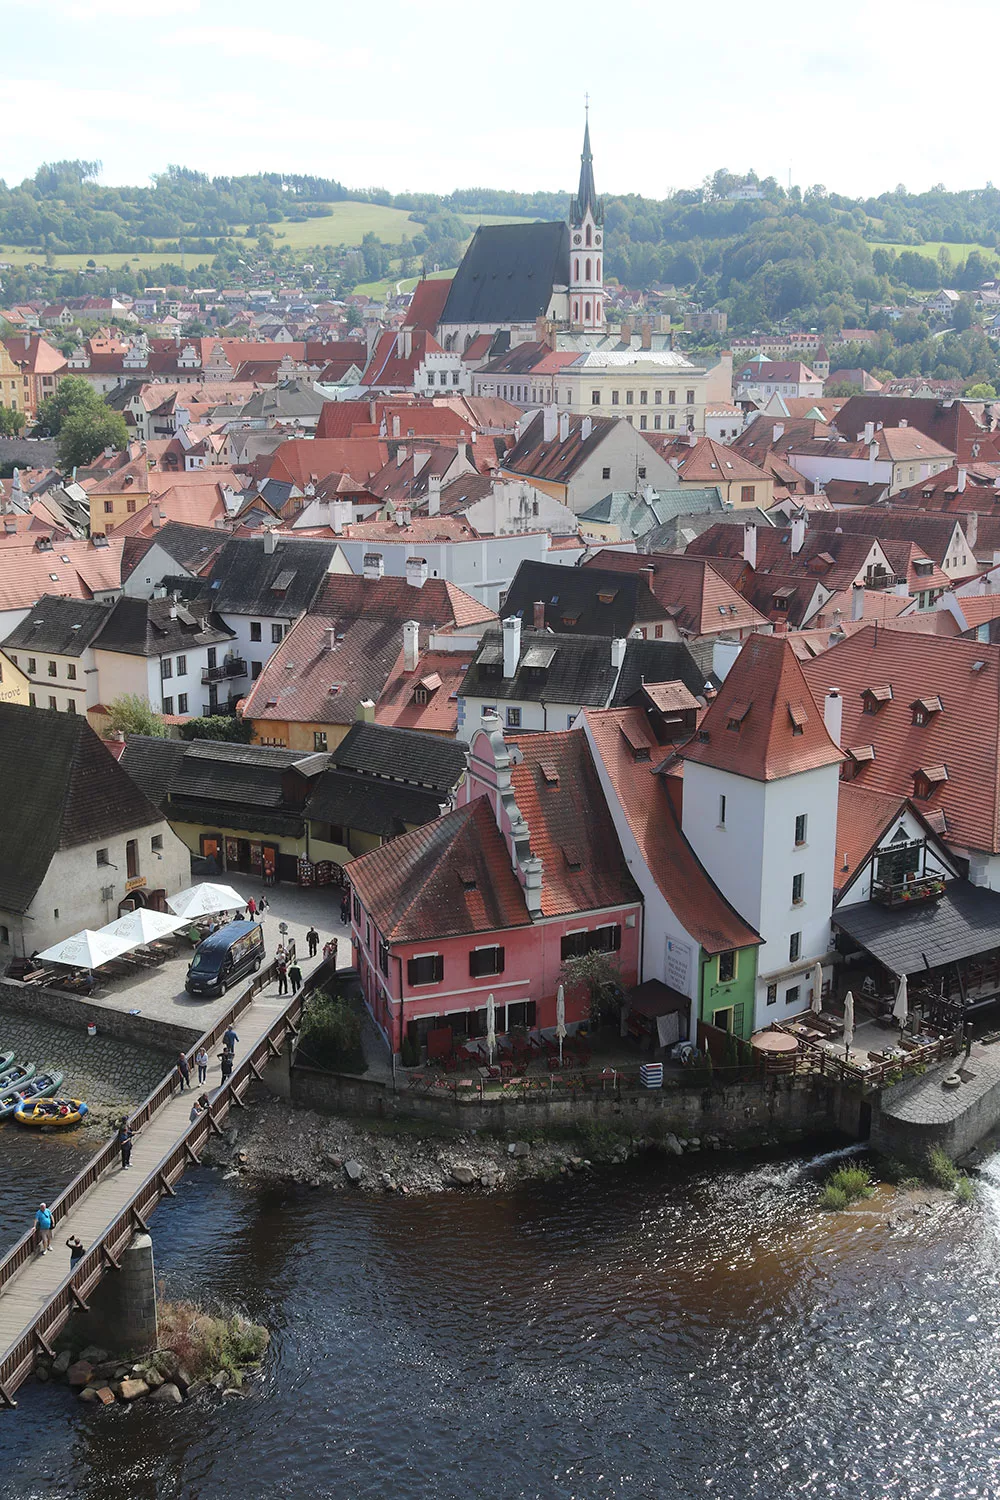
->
[2,595,113,656]
[305,769,445,837]
[94,596,234,657]
[122,522,228,581]
[239,380,326,420]
[172,739,325,810]
[165,799,305,839]
[0,706,165,913]
[610,638,712,703]
[440,222,570,326]
[500,560,660,636]
[833,881,1000,977]
[330,722,468,795]
[206,536,337,618]
[118,735,188,810]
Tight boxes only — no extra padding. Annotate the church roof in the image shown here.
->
[439,222,570,328]
[570,115,602,225]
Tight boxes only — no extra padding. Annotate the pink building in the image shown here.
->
[347,719,641,1057]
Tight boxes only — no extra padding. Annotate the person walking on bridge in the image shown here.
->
[117,1119,134,1170]
[223,1024,239,1054]
[219,1049,234,1085]
[307,925,320,958]
[66,1235,84,1270]
[195,1046,209,1084]
[288,960,303,995]
[35,1203,53,1255]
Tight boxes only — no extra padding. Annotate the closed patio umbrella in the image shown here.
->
[811,962,824,1016]
[892,973,908,1031]
[556,983,567,1068]
[166,883,245,920]
[37,929,134,969]
[486,992,496,1065]
[843,989,855,1059]
[100,908,186,945]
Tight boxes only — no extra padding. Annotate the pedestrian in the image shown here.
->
[323,939,335,962]
[340,894,350,924]
[66,1234,84,1270]
[195,1046,209,1084]
[288,960,303,995]
[177,1051,191,1092]
[964,1022,974,1061]
[307,925,319,958]
[189,1097,206,1124]
[219,1049,234,1084]
[258,895,269,917]
[246,896,257,921]
[223,1024,239,1054]
[117,1119,134,1170]
[276,957,289,996]
[275,942,287,964]
[36,1203,53,1255]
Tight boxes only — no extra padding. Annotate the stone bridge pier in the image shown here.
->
[74,1233,158,1357]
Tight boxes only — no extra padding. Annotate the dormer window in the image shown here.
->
[910,695,942,726]
[787,701,808,737]
[913,764,948,799]
[862,684,892,715]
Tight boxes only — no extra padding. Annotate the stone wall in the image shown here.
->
[871,1054,1000,1162]
[289,1063,847,1142]
[0,979,201,1055]
[0,1005,170,1110]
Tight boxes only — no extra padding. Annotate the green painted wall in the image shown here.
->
[698,945,758,1042]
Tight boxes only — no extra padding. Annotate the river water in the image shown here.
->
[3,1138,1000,1500]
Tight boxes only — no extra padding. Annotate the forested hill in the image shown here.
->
[7,161,1000,330]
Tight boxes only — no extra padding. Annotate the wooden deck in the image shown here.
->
[0,964,304,1405]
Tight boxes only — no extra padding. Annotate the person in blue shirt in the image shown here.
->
[223,1026,239,1054]
[36,1203,53,1255]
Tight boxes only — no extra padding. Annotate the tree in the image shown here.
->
[952,299,974,332]
[56,407,128,469]
[34,374,104,437]
[103,693,167,738]
[560,948,625,1027]
[179,714,254,743]
[966,382,997,398]
[0,406,27,436]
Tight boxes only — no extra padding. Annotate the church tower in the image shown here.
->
[568,108,604,333]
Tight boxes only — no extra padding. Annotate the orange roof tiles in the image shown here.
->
[267,438,389,489]
[833,782,907,896]
[684,633,843,782]
[584,707,761,954]
[314,574,495,630]
[583,550,768,636]
[374,650,470,735]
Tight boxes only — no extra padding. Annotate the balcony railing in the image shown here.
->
[871,874,946,908]
[201,657,247,684]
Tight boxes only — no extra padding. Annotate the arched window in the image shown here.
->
[585,258,591,281]
[585,301,591,322]
[585,224,592,246]
[596,258,601,281]
[596,302,602,321]
[573,300,579,321]
[574,258,580,281]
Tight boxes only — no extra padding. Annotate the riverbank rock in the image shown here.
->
[151,1381,183,1405]
[67,1360,93,1388]
[79,1385,115,1405]
[344,1159,364,1184]
[663,1134,684,1156]
[451,1164,476,1186]
[79,1345,110,1364]
[508,1141,530,1158]
[35,1361,50,1382]
[52,1348,72,1377]
[118,1377,150,1401]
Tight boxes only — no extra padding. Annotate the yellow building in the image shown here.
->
[86,454,151,535]
[0,343,22,414]
[0,650,32,706]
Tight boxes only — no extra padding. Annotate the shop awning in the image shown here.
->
[626,979,689,1018]
[833,881,1000,976]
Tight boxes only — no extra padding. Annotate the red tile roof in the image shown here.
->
[684,633,843,782]
[507,731,641,917]
[833,783,906,896]
[347,797,532,942]
[313,574,495,630]
[801,626,1000,854]
[582,550,768,636]
[374,649,470,735]
[653,435,771,485]
[361,329,443,388]
[267,438,390,488]
[585,707,761,954]
[241,614,407,728]
[403,278,453,332]
[833,396,1000,465]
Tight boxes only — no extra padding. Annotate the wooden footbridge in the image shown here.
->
[0,961,304,1407]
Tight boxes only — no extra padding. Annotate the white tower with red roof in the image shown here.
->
[681,634,844,1030]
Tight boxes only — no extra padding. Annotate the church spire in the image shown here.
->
[571,103,602,226]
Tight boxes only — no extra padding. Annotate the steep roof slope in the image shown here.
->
[440,222,570,326]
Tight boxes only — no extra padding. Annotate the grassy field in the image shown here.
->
[867,239,995,261]
[353,268,453,300]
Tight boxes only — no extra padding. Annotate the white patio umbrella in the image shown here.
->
[37,929,134,969]
[843,989,855,1059]
[166,883,245,920]
[811,961,824,1016]
[486,992,497,1065]
[100,908,186,945]
[892,973,909,1031]
[556,983,567,1068]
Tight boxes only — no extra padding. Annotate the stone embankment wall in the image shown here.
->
[0,979,201,1053]
[871,1054,1000,1162]
[289,1064,864,1143]
[0,1004,171,1112]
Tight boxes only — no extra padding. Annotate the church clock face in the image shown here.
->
[573,233,582,245]
[594,233,602,246]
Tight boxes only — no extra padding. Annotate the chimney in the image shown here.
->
[395,446,408,467]
[413,450,431,475]
[356,698,376,723]
[790,516,806,555]
[958,465,968,493]
[402,619,420,672]
[823,688,843,746]
[743,521,757,569]
[558,411,570,443]
[427,473,442,516]
[863,421,875,444]
[169,602,177,620]
[894,580,909,597]
[395,505,411,528]
[581,416,592,441]
[610,637,627,670]
[363,551,385,581]
[331,498,352,535]
[392,415,401,438]
[773,422,785,441]
[640,318,652,350]
[899,418,907,428]
[966,509,978,551]
[522,854,543,917]
[264,531,277,555]
[533,600,546,629]
[503,614,521,679]
[325,626,336,650]
[542,405,558,442]
[851,582,865,621]
[406,555,428,589]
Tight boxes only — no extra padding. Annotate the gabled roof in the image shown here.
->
[347,797,532,942]
[657,435,771,486]
[440,222,571,327]
[834,783,908,896]
[502,410,618,484]
[313,573,495,629]
[120,522,227,581]
[584,707,761,954]
[801,627,1000,854]
[206,536,337,617]
[331,721,467,795]
[807,508,964,566]
[459,626,706,707]
[2,594,111,655]
[403,278,454,332]
[582,550,768,636]
[241,614,405,727]
[500,559,661,636]
[0,705,165,913]
[93,595,234,657]
[266,437,390,488]
[684,633,843,782]
[833,395,1000,465]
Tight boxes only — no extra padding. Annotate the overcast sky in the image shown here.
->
[1,0,993,201]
